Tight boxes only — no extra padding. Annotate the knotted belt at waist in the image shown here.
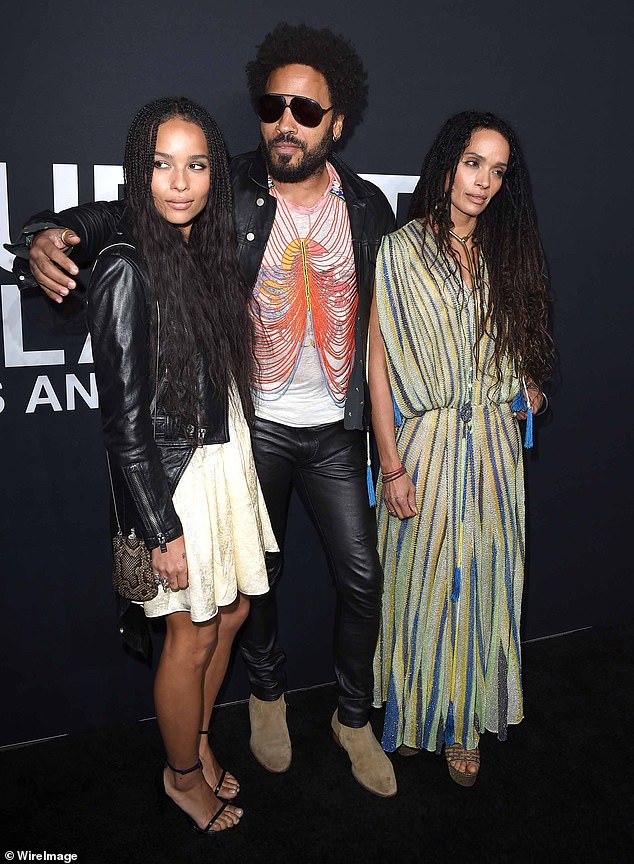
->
[405,401,514,421]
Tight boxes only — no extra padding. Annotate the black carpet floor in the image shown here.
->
[2,624,633,864]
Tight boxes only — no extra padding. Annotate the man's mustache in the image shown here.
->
[270,133,306,150]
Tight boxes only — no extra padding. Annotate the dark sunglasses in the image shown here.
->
[257,93,334,128]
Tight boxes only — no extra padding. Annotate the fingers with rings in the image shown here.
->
[153,572,171,592]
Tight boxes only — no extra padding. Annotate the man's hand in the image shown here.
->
[29,228,81,303]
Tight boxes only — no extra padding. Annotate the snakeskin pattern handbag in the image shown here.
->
[111,526,158,602]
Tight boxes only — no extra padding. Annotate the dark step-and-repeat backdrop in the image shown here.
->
[1,0,632,747]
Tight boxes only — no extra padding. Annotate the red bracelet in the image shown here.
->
[382,467,406,483]
[382,465,404,479]
[382,463,403,476]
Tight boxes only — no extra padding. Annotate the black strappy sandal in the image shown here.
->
[165,760,233,835]
[199,729,240,800]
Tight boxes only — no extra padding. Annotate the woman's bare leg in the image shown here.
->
[198,594,250,797]
[155,611,243,831]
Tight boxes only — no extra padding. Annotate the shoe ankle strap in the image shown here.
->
[166,759,202,775]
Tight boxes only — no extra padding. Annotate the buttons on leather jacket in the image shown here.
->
[256,198,265,207]
[246,232,255,241]
[185,424,207,442]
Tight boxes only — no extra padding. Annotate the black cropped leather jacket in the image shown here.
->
[89,217,229,551]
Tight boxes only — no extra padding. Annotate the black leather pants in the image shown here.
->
[240,417,383,727]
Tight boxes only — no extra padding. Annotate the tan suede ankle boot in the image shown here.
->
[331,710,397,797]
[248,694,292,773]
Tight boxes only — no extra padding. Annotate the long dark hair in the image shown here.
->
[123,96,253,425]
[408,110,553,386]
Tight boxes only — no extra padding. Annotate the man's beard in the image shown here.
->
[263,126,334,183]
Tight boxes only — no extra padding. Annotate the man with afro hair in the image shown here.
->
[15,22,397,798]
[236,22,396,798]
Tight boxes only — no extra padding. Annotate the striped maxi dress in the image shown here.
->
[372,219,525,753]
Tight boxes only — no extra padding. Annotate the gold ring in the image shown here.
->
[59,228,73,246]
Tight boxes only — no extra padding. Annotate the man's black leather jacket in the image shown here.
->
[88,216,229,552]
[230,150,395,429]
[12,147,396,430]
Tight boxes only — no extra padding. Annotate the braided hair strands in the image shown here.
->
[408,111,554,387]
[123,97,254,426]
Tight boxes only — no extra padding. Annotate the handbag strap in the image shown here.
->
[105,452,122,536]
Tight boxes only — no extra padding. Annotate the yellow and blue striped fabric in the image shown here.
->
[372,220,525,752]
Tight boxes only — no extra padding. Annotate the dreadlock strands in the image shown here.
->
[408,110,554,390]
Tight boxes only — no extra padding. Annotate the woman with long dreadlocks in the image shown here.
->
[88,97,276,833]
[370,111,553,786]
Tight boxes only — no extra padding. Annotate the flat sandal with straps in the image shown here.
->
[444,743,480,787]
[165,760,235,835]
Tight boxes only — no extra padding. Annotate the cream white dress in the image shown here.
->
[143,394,277,622]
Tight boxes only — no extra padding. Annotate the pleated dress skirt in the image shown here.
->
[142,396,277,622]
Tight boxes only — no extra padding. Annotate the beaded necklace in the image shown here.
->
[251,166,357,403]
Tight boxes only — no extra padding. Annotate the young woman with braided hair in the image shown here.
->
[88,97,275,833]
[370,111,553,786]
